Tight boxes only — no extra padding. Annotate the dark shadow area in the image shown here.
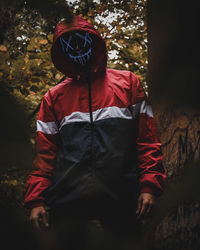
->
[147,1,200,249]
[148,0,200,110]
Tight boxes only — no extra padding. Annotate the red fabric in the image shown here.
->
[47,69,135,123]
[51,16,107,78]
[25,16,166,209]
[130,74,166,195]
[25,102,58,208]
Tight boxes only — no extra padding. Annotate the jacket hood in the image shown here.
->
[51,15,107,78]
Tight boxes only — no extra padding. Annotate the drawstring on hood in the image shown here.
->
[51,15,107,78]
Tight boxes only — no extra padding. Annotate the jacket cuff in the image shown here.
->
[25,201,46,210]
[140,185,163,197]
[140,186,155,195]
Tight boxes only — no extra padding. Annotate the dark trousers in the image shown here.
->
[49,197,142,250]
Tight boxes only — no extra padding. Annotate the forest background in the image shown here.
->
[0,0,147,210]
[1,0,200,250]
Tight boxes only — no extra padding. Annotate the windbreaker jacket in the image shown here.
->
[25,16,166,208]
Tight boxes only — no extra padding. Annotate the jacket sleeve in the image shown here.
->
[25,91,59,209]
[130,73,166,197]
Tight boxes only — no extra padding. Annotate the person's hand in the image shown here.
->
[30,206,49,230]
[136,193,156,219]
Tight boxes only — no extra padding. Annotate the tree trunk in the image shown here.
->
[147,1,200,249]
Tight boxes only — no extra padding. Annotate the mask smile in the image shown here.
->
[59,32,93,67]
[68,47,92,66]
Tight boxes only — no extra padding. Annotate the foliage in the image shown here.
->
[0,0,147,115]
[0,0,147,212]
[1,7,64,113]
[71,0,147,87]
[0,167,28,208]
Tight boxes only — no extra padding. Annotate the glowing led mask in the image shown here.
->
[60,31,93,67]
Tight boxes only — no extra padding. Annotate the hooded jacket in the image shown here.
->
[25,16,166,208]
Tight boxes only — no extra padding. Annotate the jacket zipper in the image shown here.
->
[87,76,95,172]
[87,78,94,126]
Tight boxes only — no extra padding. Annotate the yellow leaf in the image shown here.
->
[55,73,63,80]
[10,180,18,186]
[47,34,53,42]
[7,75,13,80]
[24,55,29,64]
[39,39,48,45]
[0,45,7,52]
[88,10,93,17]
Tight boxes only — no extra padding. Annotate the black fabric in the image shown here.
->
[49,197,142,250]
[44,118,140,206]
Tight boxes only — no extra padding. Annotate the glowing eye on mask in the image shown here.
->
[60,36,74,53]
[59,32,93,66]
[75,32,93,47]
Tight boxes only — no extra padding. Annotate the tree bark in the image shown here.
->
[147,1,200,249]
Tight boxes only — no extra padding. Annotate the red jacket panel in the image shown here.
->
[25,16,166,208]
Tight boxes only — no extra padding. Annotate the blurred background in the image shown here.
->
[0,0,200,249]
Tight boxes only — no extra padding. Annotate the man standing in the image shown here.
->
[25,15,166,249]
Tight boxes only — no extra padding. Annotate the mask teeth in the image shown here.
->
[69,47,92,66]
[79,57,83,65]
[87,50,91,61]
[87,51,90,61]
[85,48,91,62]
[82,55,86,64]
